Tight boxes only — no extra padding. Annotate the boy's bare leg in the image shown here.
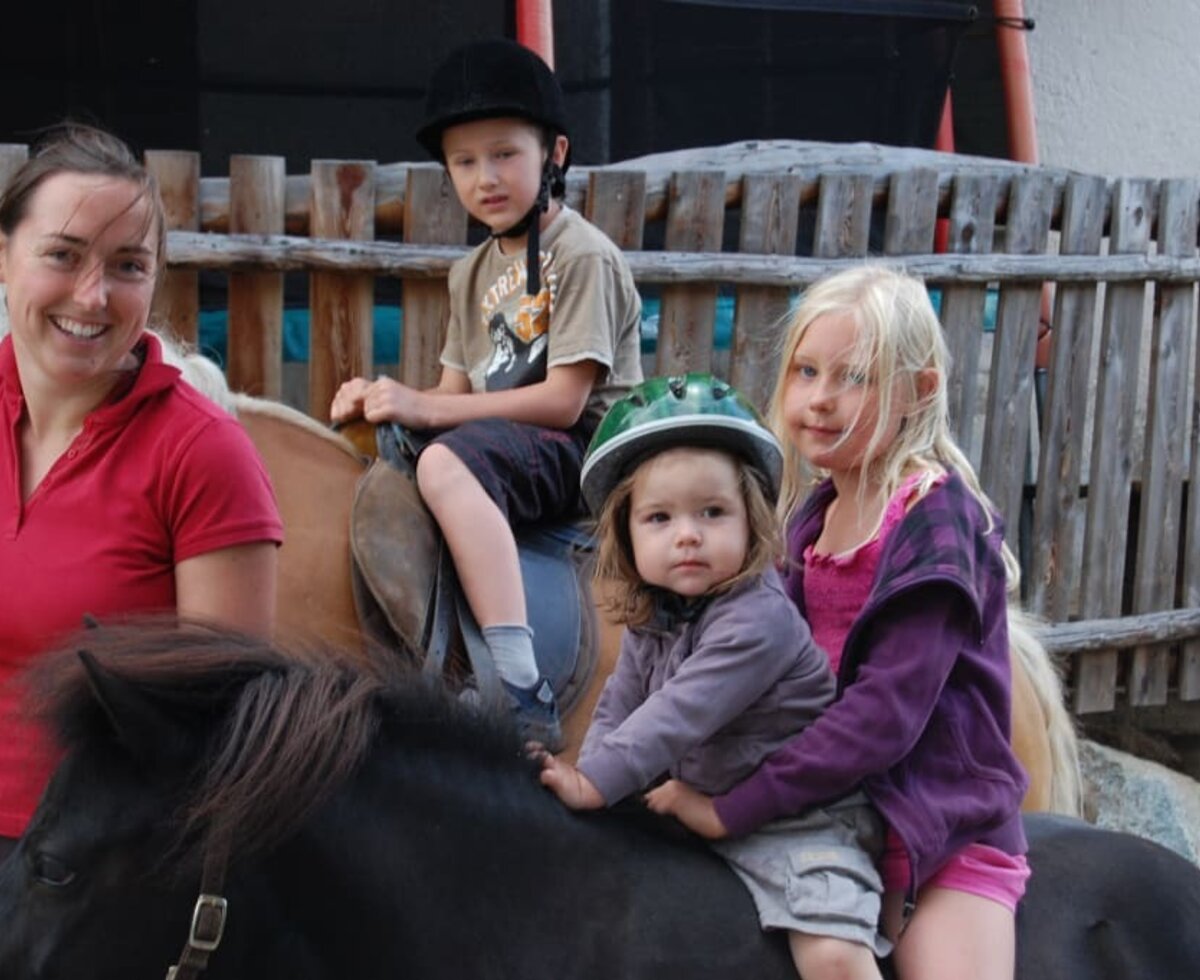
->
[416,444,525,628]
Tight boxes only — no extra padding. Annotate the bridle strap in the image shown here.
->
[165,834,231,980]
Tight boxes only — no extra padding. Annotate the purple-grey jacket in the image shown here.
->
[714,472,1029,897]
[578,569,835,804]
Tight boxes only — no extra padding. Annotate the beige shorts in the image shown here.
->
[712,793,891,957]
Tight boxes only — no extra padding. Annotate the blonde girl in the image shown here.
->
[650,268,1031,980]
[539,373,890,980]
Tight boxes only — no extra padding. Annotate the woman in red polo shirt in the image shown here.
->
[0,124,284,859]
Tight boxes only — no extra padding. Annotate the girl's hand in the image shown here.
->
[539,754,604,810]
[644,779,729,840]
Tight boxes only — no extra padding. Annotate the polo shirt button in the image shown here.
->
[67,449,77,458]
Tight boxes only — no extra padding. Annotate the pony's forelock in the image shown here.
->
[25,620,524,863]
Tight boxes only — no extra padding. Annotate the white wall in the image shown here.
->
[1025,0,1200,176]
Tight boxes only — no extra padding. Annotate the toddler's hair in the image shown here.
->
[768,264,1019,586]
[592,448,781,627]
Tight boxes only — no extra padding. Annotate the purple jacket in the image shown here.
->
[714,472,1028,896]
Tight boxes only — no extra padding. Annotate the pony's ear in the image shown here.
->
[78,650,191,769]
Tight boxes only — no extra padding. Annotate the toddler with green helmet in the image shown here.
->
[330,39,642,750]
[539,374,890,980]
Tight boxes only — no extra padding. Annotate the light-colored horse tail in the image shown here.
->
[1010,606,1084,816]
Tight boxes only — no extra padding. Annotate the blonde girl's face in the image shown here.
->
[780,310,905,480]
[627,447,750,598]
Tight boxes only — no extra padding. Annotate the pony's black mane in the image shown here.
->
[27,619,528,859]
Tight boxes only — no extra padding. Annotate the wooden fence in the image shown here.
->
[3,138,1199,727]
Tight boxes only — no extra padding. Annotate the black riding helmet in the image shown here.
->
[417,38,570,295]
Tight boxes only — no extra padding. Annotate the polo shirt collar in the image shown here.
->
[0,331,181,428]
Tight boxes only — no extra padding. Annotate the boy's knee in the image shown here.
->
[789,933,878,980]
[414,444,466,498]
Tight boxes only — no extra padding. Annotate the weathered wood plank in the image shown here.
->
[585,170,647,250]
[656,171,725,375]
[812,173,873,259]
[308,161,376,421]
[1127,179,1198,705]
[1027,175,1108,622]
[730,173,801,411]
[145,150,201,345]
[979,173,1054,542]
[0,144,28,192]
[939,173,1001,466]
[164,231,1200,285]
[883,168,939,256]
[227,156,285,398]
[1075,178,1156,713]
[399,167,467,389]
[1037,607,1200,657]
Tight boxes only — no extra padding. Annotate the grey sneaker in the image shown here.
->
[505,677,564,753]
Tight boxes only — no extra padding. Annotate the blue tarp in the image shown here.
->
[196,286,995,367]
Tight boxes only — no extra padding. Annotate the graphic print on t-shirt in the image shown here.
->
[479,249,557,391]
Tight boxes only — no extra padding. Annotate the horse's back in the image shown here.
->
[1019,813,1200,978]
[236,398,367,653]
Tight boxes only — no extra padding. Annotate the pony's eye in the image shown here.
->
[31,852,76,888]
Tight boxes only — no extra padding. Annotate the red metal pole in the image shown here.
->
[933,91,955,252]
[994,0,1038,164]
[516,0,555,68]
[994,0,1052,364]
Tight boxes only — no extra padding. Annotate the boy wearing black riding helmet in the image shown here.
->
[331,38,643,750]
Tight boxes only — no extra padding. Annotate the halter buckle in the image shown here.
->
[188,893,228,952]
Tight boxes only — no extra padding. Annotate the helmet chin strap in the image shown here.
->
[489,159,562,296]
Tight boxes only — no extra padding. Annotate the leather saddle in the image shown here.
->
[347,423,598,718]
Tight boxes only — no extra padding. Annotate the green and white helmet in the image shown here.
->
[580,373,783,515]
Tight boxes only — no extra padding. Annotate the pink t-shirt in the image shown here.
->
[0,333,284,837]
[802,474,929,674]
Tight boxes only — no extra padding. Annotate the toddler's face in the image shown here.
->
[627,447,749,598]
[441,117,565,236]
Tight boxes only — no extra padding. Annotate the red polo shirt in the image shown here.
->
[0,332,284,837]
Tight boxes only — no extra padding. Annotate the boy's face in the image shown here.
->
[442,117,567,235]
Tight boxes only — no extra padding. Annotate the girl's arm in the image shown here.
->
[175,541,278,636]
[355,361,599,430]
[713,585,975,837]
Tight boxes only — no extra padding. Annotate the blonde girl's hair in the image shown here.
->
[767,264,1021,588]
[592,448,782,627]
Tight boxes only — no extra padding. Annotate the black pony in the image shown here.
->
[1,622,1198,979]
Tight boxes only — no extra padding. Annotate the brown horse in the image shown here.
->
[160,333,1080,812]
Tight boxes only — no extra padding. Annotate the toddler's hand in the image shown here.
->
[644,779,729,840]
[539,754,603,810]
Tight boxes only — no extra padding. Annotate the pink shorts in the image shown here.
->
[880,830,1030,912]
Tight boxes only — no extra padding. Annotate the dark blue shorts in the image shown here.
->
[425,416,597,526]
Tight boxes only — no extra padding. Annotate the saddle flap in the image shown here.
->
[349,459,441,648]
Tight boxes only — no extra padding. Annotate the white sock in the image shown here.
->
[481,623,539,688]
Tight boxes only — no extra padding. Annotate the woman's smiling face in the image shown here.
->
[0,171,158,389]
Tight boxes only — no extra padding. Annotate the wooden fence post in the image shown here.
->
[657,170,725,375]
[228,155,285,397]
[400,167,466,389]
[145,150,201,344]
[308,160,376,420]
